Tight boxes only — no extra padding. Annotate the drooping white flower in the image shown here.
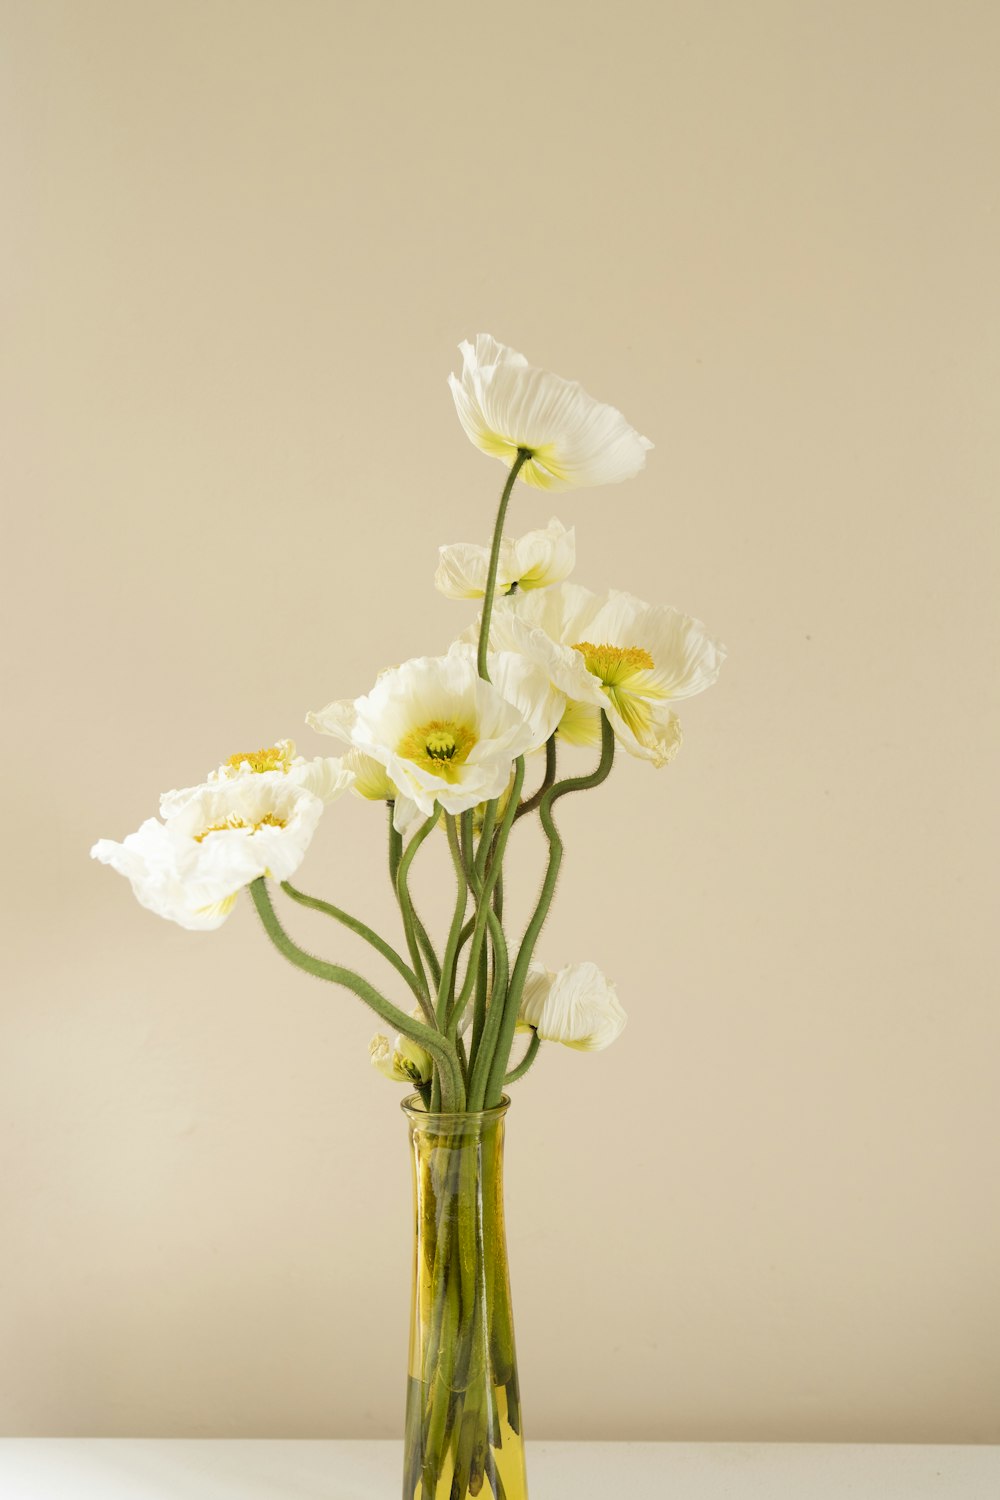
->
[91,778,324,931]
[160,739,354,817]
[307,653,537,823]
[484,583,726,767]
[517,960,627,1051]
[369,1026,433,1085]
[448,335,652,491]
[435,517,575,600]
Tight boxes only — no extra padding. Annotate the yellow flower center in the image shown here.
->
[573,642,661,737]
[396,719,477,782]
[224,744,293,774]
[194,812,288,842]
[573,642,655,684]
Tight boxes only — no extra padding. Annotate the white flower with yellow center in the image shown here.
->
[369,1025,433,1085]
[160,739,354,817]
[435,517,575,600]
[91,778,324,931]
[517,960,627,1051]
[483,583,726,767]
[307,653,537,823]
[448,335,652,490]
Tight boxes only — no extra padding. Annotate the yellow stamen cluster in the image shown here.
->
[397,719,477,782]
[224,743,294,775]
[194,812,288,842]
[573,641,662,738]
[573,642,655,684]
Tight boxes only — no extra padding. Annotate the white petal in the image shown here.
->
[93,780,324,930]
[449,335,651,491]
[519,960,626,1051]
[305,697,358,744]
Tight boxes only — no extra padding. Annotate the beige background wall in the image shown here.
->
[3,0,998,1443]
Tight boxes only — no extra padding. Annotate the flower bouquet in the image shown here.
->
[93,335,725,1500]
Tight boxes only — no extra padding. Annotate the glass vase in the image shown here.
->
[402,1094,527,1500]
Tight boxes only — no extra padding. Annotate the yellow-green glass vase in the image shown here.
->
[402,1094,527,1500]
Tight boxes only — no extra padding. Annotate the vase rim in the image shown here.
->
[401,1092,511,1124]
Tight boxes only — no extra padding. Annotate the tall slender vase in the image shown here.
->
[402,1095,527,1500]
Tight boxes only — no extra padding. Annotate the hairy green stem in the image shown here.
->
[388,809,441,992]
[280,881,425,1009]
[514,733,557,822]
[394,809,441,1025]
[447,759,524,1045]
[440,818,471,1027]
[483,712,616,1105]
[476,447,531,682]
[249,878,464,1110]
[504,1029,541,1084]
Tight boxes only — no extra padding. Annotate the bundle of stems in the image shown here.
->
[248,451,615,1114]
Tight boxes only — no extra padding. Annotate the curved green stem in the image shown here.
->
[280,881,425,1009]
[466,904,510,1110]
[249,878,464,1110]
[448,759,524,1044]
[504,1029,541,1085]
[394,809,442,1024]
[514,734,557,822]
[440,817,471,1026]
[483,712,616,1105]
[477,447,531,682]
[388,809,441,992]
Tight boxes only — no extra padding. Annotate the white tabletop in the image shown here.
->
[0,1439,998,1498]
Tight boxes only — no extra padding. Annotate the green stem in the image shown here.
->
[447,759,524,1045]
[514,733,557,822]
[466,905,510,1110]
[394,809,441,1025]
[476,447,531,682]
[279,881,425,1010]
[249,878,464,1110]
[440,817,471,1027]
[388,808,441,992]
[504,1029,541,1084]
[483,712,616,1106]
[474,800,497,883]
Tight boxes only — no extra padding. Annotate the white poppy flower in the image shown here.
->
[307,653,537,822]
[485,583,726,767]
[369,1028,433,1085]
[448,334,652,490]
[160,739,354,817]
[517,960,627,1051]
[435,517,575,599]
[445,641,565,754]
[91,778,324,931]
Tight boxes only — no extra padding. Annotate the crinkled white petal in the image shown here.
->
[483,584,723,766]
[161,746,353,817]
[462,599,602,710]
[583,591,727,701]
[320,653,537,819]
[305,697,357,746]
[446,641,565,753]
[92,779,324,931]
[517,960,627,1051]
[435,518,575,600]
[449,334,652,491]
[512,517,576,590]
[434,540,518,600]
